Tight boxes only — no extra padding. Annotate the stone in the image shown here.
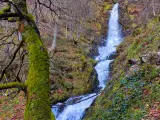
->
[141,54,150,63]
[128,59,139,65]
[130,64,139,72]
[140,52,158,64]
[106,52,118,60]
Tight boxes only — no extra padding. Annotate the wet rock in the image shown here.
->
[107,52,118,60]
[53,103,67,115]
[57,103,66,112]
[65,96,82,105]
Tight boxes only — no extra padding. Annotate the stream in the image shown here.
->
[52,3,123,120]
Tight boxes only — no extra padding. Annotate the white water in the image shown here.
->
[52,3,123,120]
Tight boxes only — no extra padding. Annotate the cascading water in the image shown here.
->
[52,3,123,120]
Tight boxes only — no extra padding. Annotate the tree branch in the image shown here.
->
[0,40,24,81]
[0,29,16,40]
[0,12,20,19]
[0,82,25,90]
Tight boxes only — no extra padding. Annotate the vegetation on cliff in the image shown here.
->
[85,15,160,120]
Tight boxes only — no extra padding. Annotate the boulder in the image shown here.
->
[140,52,159,64]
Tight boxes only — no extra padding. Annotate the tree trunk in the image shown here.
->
[22,26,54,120]
[153,0,156,16]
[5,0,55,120]
[11,0,55,119]
[48,23,57,52]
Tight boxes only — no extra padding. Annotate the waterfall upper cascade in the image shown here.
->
[52,3,123,120]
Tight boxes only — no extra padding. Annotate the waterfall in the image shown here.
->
[52,3,123,120]
[95,3,122,89]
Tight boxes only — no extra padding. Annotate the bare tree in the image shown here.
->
[0,0,57,119]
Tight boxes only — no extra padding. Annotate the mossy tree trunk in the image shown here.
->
[11,0,55,119]
[23,26,52,120]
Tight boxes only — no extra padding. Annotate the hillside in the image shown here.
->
[85,0,160,120]
[85,17,160,120]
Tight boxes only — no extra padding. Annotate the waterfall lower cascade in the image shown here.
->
[52,3,123,120]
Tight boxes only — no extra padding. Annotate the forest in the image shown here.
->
[0,0,160,120]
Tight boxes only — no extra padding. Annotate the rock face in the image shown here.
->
[118,0,160,36]
[127,51,160,76]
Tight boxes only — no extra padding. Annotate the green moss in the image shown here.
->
[63,81,73,89]
[27,13,35,21]
[89,59,97,66]
[0,10,4,15]
[80,55,87,64]
[8,17,16,22]
[22,26,53,120]
[0,82,25,90]
[104,4,112,11]
[2,4,10,12]
[132,27,142,36]
[126,40,142,59]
